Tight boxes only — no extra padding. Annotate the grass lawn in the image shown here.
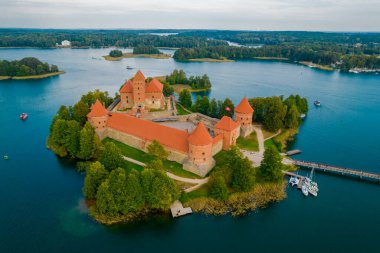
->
[181,185,209,203]
[264,139,278,151]
[176,103,192,115]
[236,131,259,151]
[262,128,278,140]
[104,138,201,179]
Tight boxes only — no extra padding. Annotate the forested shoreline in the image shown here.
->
[173,46,380,72]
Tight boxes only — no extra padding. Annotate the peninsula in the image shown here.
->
[0,57,63,80]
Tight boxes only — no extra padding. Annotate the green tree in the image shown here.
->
[163,83,174,97]
[285,105,301,129]
[122,170,144,213]
[220,98,234,118]
[145,159,165,171]
[263,97,287,132]
[72,100,90,126]
[178,89,192,108]
[48,119,68,157]
[95,180,116,215]
[259,146,283,182]
[147,140,169,161]
[141,170,179,210]
[83,162,108,200]
[208,98,219,118]
[77,122,96,160]
[57,105,71,120]
[100,142,124,171]
[231,157,255,192]
[64,120,81,157]
[109,49,123,57]
[209,173,229,200]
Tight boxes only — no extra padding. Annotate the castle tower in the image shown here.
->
[184,122,215,176]
[87,99,109,138]
[214,116,241,150]
[234,97,254,137]
[132,70,146,105]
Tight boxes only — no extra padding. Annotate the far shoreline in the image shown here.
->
[0,71,65,81]
[103,53,171,61]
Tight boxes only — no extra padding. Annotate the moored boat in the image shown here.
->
[314,100,321,106]
[20,113,28,120]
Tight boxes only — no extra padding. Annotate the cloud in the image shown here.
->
[0,0,379,31]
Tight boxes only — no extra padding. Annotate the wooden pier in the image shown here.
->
[292,160,380,182]
[170,200,192,218]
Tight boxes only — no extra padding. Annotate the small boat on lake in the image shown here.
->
[20,113,28,120]
[314,100,321,107]
[126,66,134,70]
[301,185,309,196]
[3,155,9,160]
[289,176,300,187]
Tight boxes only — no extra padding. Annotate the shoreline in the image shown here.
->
[0,71,65,80]
[103,53,171,61]
[188,58,234,62]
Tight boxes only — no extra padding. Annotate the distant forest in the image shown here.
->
[173,45,380,71]
[0,57,59,77]
[0,29,227,48]
[1,29,379,71]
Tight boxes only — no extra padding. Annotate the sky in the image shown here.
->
[0,0,379,31]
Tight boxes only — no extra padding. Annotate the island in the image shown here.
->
[47,70,307,225]
[103,46,171,61]
[0,57,64,80]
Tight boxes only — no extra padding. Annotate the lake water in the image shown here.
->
[0,48,379,253]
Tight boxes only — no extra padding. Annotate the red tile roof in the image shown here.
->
[235,97,254,114]
[146,78,163,93]
[215,116,240,131]
[87,100,108,118]
[120,80,133,93]
[188,122,213,146]
[133,70,145,82]
[107,113,189,153]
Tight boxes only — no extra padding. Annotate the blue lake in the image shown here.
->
[0,48,379,253]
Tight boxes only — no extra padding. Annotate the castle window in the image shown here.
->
[152,101,155,104]
[153,96,155,98]
[203,158,206,161]
[202,152,205,155]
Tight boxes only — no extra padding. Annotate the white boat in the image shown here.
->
[314,100,321,106]
[302,185,309,196]
[289,176,300,187]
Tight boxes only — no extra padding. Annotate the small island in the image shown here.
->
[0,57,64,80]
[103,46,171,61]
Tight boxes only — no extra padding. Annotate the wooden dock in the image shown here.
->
[292,160,380,182]
[170,200,192,218]
[286,149,302,156]
[283,171,305,189]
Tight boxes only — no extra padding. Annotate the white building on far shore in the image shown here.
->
[56,40,71,48]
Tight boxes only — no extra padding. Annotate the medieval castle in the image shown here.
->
[87,71,254,177]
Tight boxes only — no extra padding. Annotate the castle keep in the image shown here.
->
[87,71,254,177]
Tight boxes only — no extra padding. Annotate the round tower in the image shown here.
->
[185,122,215,176]
[234,97,254,137]
[87,99,109,133]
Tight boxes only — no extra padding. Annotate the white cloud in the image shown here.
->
[0,0,379,31]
